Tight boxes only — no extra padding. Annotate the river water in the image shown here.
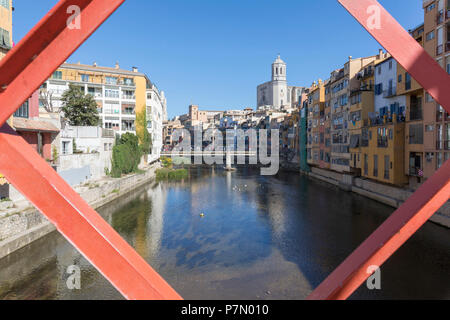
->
[0,167,448,300]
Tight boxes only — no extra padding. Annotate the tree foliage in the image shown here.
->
[111,133,142,178]
[61,84,100,126]
[136,107,152,156]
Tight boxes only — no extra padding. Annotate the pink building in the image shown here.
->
[12,90,59,161]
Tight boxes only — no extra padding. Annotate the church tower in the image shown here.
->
[272,55,288,109]
[272,55,287,82]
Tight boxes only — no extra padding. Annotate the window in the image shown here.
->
[389,60,392,70]
[398,74,402,83]
[0,28,11,49]
[62,141,70,155]
[426,93,434,102]
[405,73,411,90]
[373,155,378,177]
[426,3,435,12]
[123,78,134,86]
[105,89,119,99]
[375,83,383,95]
[426,31,435,41]
[409,124,424,144]
[0,0,10,9]
[384,155,390,180]
[14,101,29,118]
[52,71,63,80]
[426,124,434,132]
[81,74,90,82]
[106,77,118,85]
[436,152,443,169]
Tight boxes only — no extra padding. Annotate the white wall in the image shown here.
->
[374,58,407,113]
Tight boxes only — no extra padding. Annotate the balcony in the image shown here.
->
[122,95,136,100]
[350,84,374,95]
[410,108,423,121]
[437,10,444,24]
[383,88,397,98]
[378,138,388,148]
[409,167,423,177]
[335,70,345,81]
[357,69,374,80]
[445,140,450,150]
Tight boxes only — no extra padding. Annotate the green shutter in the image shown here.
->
[4,30,10,48]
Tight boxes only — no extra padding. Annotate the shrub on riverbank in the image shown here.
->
[156,168,188,181]
[111,133,142,178]
[161,156,173,168]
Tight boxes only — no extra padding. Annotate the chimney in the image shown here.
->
[378,49,383,58]
[132,66,138,73]
[115,62,120,69]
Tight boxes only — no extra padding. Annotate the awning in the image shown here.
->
[13,118,60,133]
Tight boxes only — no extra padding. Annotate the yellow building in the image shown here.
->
[306,80,325,167]
[0,0,12,60]
[361,117,407,186]
[348,63,375,173]
[42,63,151,141]
[0,0,12,188]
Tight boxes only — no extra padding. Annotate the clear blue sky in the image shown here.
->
[12,0,423,119]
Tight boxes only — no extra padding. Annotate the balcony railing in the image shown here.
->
[378,138,388,148]
[383,88,397,98]
[409,167,423,177]
[350,84,374,95]
[437,44,444,55]
[410,108,423,121]
[436,11,444,24]
[445,140,450,150]
[437,140,444,150]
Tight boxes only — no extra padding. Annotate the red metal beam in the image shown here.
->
[0,0,182,300]
[338,0,450,112]
[0,124,182,300]
[308,0,450,300]
[0,0,126,125]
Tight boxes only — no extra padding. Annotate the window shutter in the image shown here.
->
[4,30,10,48]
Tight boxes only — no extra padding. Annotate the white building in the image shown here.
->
[147,84,167,163]
[257,55,305,110]
[374,57,407,117]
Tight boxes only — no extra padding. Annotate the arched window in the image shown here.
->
[280,68,283,75]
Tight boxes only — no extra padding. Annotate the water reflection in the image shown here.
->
[0,168,448,300]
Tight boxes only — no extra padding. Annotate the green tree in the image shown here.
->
[136,110,152,160]
[61,84,100,126]
[110,133,142,178]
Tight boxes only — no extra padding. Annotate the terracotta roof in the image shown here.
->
[13,118,60,133]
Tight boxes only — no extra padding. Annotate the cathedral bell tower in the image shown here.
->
[272,55,287,82]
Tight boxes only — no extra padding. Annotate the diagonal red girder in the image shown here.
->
[308,0,450,300]
[0,0,182,300]
[0,0,124,125]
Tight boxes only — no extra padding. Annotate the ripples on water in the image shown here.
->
[0,167,449,300]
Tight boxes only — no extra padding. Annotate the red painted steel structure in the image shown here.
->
[308,0,450,300]
[0,0,181,300]
[0,0,447,301]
